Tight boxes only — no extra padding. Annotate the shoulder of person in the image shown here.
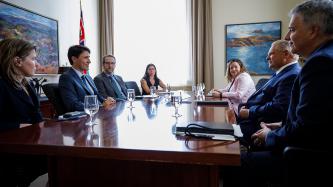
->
[237,72,251,79]
[141,78,147,82]
[94,73,104,79]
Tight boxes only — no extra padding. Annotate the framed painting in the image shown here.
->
[225,21,281,75]
[0,1,59,74]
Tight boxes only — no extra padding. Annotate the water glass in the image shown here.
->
[150,86,156,96]
[127,89,135,108]
[171,95,182,117]
[166,83,171,92]
[84,95,99,126]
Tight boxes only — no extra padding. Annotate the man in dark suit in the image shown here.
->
[238,40,301,144]
[59,45,115,112]
[241,1,333,186]
[94,55,127,100]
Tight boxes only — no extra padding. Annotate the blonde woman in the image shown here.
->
[210,59,255,114]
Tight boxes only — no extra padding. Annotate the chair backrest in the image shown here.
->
[42,83,66,116]
[283,146,333,187]
[125,81,141,96]
[255,78,270,90]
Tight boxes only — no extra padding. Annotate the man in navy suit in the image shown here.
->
[238,40,301,144]
[94,55,128,100]
[59,45,115,112]
[240,1,333,186]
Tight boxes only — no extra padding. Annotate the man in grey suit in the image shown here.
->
[94,55,127,101]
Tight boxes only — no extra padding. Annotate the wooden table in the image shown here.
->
[0,96,240,187]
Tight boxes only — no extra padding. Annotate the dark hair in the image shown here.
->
[102,54,116,64]
[226,59,247,82]
[0,38,36,88]
[67,45,90,65]
[143,63,159,80]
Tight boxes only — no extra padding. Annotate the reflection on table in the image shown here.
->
[0,96,239,187]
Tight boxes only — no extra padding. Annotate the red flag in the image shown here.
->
[79,0,85,46]
[79,0,87,74]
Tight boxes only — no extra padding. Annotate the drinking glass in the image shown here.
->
[171,95,182,117]
[166,83,171,92]
[84,95,99,126]
[127,89,135,108]
[150,86,156,97]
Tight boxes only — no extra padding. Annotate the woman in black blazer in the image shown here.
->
[0,38,46,186]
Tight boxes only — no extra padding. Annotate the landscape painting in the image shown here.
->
[0,1,59,74]
[225,21,281,75]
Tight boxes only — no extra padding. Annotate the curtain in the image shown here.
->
[99,0,114,71]
[189,0,214,90]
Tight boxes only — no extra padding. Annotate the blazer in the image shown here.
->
[239,63,301,143]
[0,78,43,131]
[59,68,104,112]
[220,72,255,115]
[94,72,127,99]
[266,40,333,150]
[244,63,301,123]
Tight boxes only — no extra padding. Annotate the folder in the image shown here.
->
[194,100,228,106]
[175,121,234,135]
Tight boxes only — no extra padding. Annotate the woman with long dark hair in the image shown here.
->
[140,63,166,95]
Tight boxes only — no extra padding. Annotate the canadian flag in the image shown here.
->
[79,0,85,46]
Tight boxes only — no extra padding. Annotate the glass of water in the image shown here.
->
[150,86,156,97]
[127,89,135,108]
[84,95,99,126]
[171,95,182,117]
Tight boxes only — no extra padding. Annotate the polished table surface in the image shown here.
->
[0,96,240,186]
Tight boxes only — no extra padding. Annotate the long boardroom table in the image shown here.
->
[0,96,240,187]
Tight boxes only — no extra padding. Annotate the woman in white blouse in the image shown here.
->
[210,59,255,115]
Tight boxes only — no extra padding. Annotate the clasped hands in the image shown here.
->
[102,97,116,109]
[251,122,282,147]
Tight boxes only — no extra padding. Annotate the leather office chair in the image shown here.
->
[283,146,333,187]
[255,78,270,90]
[42,83,66,116]
[125,81,142,96]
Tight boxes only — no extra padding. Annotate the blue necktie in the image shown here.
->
[110,75,126,99]
[81,75,94,95]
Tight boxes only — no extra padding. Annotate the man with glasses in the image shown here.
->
[94,55,128,101]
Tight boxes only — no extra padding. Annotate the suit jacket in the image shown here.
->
[266,40,333,150]
[239,63,301,142]
[59,68,104,112]
[94,72,127,99]
[0,78,43,131]
[245,63,301,122]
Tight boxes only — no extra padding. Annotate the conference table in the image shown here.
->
[0,95,240,187]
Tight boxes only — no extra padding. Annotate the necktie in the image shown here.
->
[110,75,126,99]
[81,75,94,94]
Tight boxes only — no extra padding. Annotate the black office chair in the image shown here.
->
[125,81,142,96]
[42,83,66,116]
[283,146,333,187]
[255,78,270,90]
